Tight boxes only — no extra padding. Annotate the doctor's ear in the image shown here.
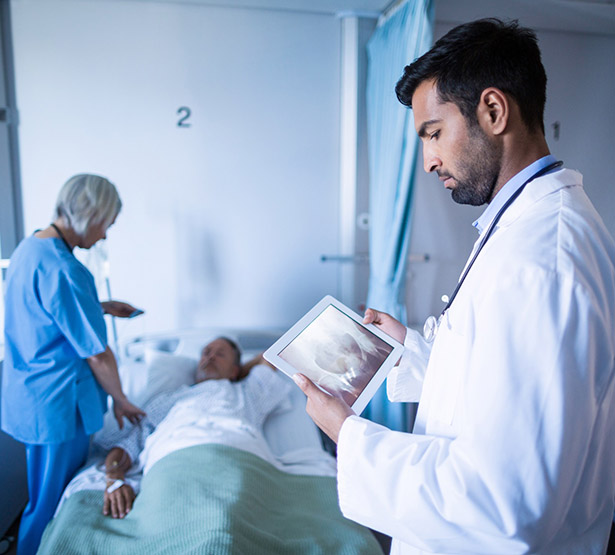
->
[476,87,509,136]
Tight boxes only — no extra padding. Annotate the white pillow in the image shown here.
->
[120,348,198,407]
[117,359,148,406]
[142,348,197,404]
[174,333,239,360]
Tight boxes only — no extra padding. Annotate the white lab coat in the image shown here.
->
[337,169,615,554]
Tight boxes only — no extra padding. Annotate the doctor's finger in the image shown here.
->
[292,373,324,399]
[362,308,381,325]
[294,374,353,442]
[363,308,406,343]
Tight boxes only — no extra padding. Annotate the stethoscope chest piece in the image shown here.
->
[423,315,440,343]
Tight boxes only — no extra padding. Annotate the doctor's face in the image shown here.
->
[195,338,240,383]
[412,79,502,206]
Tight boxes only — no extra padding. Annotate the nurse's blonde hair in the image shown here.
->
[54,174,122,237]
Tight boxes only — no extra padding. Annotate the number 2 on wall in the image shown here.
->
[177,106,192,127]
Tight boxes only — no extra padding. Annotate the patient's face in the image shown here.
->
[195,339,240,383]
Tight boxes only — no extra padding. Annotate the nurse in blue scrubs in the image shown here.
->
[0,174,146,554]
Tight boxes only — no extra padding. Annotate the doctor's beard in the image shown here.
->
[446,124,502,206]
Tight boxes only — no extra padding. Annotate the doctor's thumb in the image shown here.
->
[363,308,379,324]
[293,373,310,392]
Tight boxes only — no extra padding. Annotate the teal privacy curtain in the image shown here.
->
[363,0,434,431]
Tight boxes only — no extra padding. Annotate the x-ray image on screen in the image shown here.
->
[278,304,393,406]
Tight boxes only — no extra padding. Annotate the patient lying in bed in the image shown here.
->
[39,336,380,554]
[96,337,291,519]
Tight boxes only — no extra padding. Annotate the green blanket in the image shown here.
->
[39,444,382,554]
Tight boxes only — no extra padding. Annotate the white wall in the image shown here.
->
[11,1,615,337]
[404,20,615,326]
[11,0,342,338]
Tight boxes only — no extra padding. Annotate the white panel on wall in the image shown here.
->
[11,0,341,338]
[539,29,615,238]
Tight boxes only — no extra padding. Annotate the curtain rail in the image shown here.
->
[320,253,430,263]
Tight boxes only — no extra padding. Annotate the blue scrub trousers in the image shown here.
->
[18,416,90,555]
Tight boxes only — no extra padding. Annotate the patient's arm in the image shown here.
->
[237,353,276,381]
[103,447,135,519]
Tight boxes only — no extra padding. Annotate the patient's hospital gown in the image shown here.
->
[97,365,291,475]
[56,366,337,512]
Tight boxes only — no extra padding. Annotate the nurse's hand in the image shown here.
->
[113,397,146,430]
[363,308,406,344]
[101,300,142,318]
[292,373,354,444]
[103,481,135,519]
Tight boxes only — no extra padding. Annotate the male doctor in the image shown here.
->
[293,18,615,554]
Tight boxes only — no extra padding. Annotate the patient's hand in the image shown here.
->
[103,481,136,519]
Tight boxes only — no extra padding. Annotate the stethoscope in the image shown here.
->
[423,160,563,342]
[50,223,74,253]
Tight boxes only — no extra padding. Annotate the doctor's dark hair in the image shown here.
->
[54,174,122,237]
[395,18,547,134]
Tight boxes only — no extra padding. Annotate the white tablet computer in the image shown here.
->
[264,295,403,415]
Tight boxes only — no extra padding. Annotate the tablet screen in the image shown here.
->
[277,304,394,407]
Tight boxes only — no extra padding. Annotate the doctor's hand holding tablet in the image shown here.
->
[263,296,404,443]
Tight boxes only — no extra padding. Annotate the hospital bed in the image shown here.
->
[38,327,383,554]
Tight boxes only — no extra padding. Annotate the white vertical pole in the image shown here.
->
[339,15,359,308]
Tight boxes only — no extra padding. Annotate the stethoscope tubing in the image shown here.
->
[439,160,563,318]
[423,160,563,342]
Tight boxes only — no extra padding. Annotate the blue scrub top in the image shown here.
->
[1,236,108,444]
